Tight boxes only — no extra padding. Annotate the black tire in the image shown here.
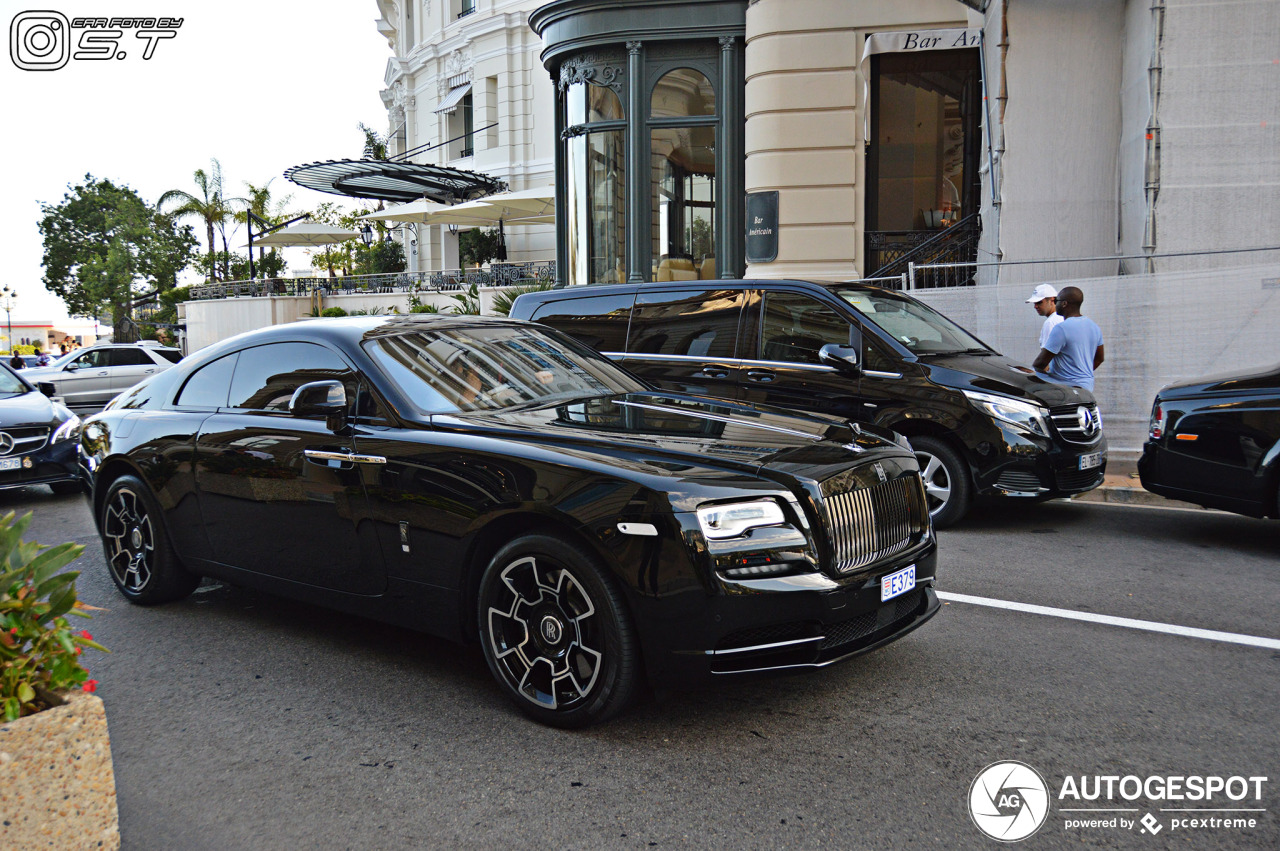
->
[478,534,640,728]
[99,475,199,605]
[49,479,83,496]
[909,436,973,529]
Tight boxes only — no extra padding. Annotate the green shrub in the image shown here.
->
[321,307,348,318]
[0,512,106,720]
[491,282,554,317]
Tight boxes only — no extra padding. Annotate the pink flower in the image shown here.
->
[82,680,98,693]
[80,630,93,640]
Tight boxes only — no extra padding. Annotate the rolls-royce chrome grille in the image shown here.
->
[822,474,928,574]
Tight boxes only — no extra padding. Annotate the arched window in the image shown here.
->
[650,69,717,281]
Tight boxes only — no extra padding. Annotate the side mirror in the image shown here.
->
[818,343,862,375]
[38,382,57,398]
[289,380,347,420]
[64,363,79,372]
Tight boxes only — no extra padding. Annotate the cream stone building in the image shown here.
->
[373,0,556,271]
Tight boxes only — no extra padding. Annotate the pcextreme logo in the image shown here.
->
[969,762,1270,842]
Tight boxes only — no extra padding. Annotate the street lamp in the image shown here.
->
[0,285,16,354]
[360,224,374,246]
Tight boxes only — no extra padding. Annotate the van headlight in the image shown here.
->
[962,389,1049,436]
[51,414,82,443]
[696,500,786,540]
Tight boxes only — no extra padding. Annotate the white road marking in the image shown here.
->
[937,591,1280,650]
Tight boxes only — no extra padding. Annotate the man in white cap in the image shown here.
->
[1026,283,1063,352]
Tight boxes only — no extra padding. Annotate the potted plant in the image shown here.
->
[0,511,118,849]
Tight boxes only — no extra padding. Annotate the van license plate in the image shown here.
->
[1078,452,1102,470]
[0,457,22,472]
[881,565,916,602]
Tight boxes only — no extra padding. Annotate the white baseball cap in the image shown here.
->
[1025,284,1058,303]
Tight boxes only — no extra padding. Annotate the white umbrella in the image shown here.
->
[472,186,555,217]
[359,199,456,224]
[244,221,360,248]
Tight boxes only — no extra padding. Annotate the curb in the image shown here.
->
[1071,482,1205,511]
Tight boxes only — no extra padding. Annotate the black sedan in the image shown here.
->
[80,316,939,726]
[1139,362,1280,518]
[0,364,82,494]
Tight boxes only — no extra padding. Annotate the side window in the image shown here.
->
[862,332,896,373]
[154,349,183,364]
[628,289,742,358]
[176,354,238,408]
[227,343,354,413]
[108,349,153,366]
[760,293,852,365]
[73,350,106,369]
[529,293,635,352]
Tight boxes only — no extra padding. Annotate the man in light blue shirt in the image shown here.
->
[1032,286,1104,390]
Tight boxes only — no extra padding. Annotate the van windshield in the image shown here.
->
[830,288,991,356]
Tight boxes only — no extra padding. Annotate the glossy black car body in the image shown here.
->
[0,364,82,494]
[80,316,938,725]
[512,279,1107,526]
[1139,363,1280,518]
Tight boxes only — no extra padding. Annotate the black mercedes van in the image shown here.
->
[512,280,1106,527]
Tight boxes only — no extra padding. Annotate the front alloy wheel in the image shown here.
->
[909,436,972,529]
[479,535,638,727]
[100,475,199,605]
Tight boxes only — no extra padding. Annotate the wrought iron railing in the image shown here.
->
[866,213,982,289]
[188,261,556,300]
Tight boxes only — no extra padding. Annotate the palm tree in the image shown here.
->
[359,123,388,160]
[159,159,239,281]
[234,178,296,271]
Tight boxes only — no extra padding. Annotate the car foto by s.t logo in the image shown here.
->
[10,11,182,71]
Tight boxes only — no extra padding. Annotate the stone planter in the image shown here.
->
[0,691,120,850]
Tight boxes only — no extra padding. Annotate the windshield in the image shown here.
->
[364,323,646,415]
[0,368,28,396]
[831,287,991,355]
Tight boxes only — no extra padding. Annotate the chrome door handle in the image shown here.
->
[746,369,775,383]
[304,449,386,465]
[698,367,729,379]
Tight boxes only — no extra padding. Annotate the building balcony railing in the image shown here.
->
[188,261,556,301]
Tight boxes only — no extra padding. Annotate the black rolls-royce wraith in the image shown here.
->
[80,316,939,726]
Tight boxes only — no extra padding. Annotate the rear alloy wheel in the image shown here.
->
[909,436,972,529]
[479,535,639,728]
[100,475,199,605]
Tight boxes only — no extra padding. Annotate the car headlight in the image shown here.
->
[51,414,82,443]
[696,500,786,540]
[962,389,1049,436]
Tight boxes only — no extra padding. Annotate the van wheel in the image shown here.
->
[909,437,972,529]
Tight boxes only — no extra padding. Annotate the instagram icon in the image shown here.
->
[10,10,70,70]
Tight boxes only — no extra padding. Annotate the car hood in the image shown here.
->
[921,352,1098,407]
[431,391,910,481]
[0,389,68,428]
[19,366,62,383]
[1156,362,1280,399]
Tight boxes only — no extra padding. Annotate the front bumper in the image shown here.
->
[0,438,80,491]
[974,423,1106,499]
[636,543,939,688]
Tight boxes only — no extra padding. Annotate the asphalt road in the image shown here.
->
[6,488,1277,850]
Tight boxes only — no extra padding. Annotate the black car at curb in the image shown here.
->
[1139,362,1280,518]
[0,364,82,495]
[79,315,938,726]
[512,279,1107,527]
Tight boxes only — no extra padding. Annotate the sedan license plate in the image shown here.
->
[0,457,21,472]
[1078,452,1103,471]
[881,565,916,602]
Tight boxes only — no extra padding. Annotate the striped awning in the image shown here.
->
[434,82,473,115]
[283,159,504,204]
